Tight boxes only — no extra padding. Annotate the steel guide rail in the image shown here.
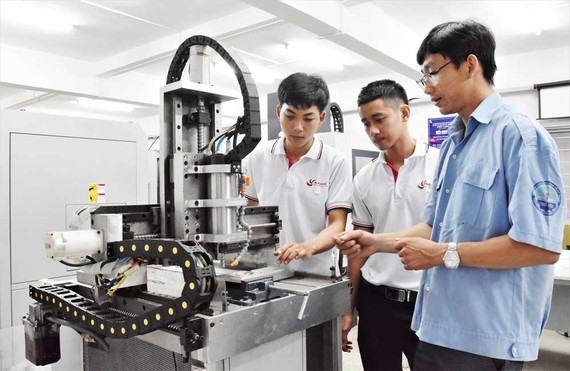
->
[29,239,216,339]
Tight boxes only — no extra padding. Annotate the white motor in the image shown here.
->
[45,230,105,261]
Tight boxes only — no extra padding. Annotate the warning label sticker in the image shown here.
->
[89,183,106,203]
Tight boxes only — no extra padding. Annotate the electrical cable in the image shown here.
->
[148,136,159,150]
[107,259,142,295]
[233,116,244,149]
[198,143,209,153]
[233,129,238,149]
[45,314,110,352]
[215,134,226,153]
[207,124,235,153]
[107,274,128,296]
[172,352,178,371]
[100,258,116,269]
[206,115,245,154]
[59,256,97,267]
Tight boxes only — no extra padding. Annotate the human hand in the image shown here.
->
[274,242,315,264]
[334,230,377,258]
[341,311,355,352]
[395,237,446,270]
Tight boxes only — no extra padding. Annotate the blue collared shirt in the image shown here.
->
[414,92,566,361]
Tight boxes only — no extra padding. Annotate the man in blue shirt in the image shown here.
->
[335,20,565,370]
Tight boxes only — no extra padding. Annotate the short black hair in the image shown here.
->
[357,79,408,108]
[416,19,497,85]
[277,72,330,113]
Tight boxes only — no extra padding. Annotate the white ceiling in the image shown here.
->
[0,0,249,61]
[374,0,570,56]
[0,0,568,124]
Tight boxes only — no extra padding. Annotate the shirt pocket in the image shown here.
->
[307,185,329,218]
[457,163,498,228]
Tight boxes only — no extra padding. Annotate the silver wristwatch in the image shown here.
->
[443,242,460,269]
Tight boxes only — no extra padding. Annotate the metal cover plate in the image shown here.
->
[161,81,239,103]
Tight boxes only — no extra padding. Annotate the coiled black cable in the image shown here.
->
[58,256,97,267]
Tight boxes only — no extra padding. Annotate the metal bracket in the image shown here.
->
[193,231,248,243]
[185,164,232,175]
[185,198,246,208]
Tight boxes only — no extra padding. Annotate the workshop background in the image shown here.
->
[1,1,569,370]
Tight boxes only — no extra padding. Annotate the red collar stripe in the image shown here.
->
[270,139,279,154]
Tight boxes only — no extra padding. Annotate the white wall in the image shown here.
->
[495,46,570,90]
[331,85,541,152]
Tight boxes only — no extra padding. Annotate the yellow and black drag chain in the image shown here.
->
[29,239,216,339]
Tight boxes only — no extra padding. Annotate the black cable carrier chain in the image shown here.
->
[166,35,261,164]
[330,103,344,133]
[29,239,216,339]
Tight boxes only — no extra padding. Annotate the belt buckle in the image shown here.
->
[385,287,408,302]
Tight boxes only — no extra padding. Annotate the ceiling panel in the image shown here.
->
[134,20,392,97]
[93,0,248,32]
[0,0,249,61]
[0,85,27,101]
[28,93,156,117]
[372,0,570,57]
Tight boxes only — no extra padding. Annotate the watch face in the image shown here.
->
[444,251,460,269]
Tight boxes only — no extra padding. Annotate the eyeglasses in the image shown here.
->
[416,61,452,89]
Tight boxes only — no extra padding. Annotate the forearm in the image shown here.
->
[410,234,560,270]
[306,217,347,255]
[374,222,433,253]
[305,209,348,255]
[347,256,365,313]
[457,235,560,269]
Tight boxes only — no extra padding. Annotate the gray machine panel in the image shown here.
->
[197,278,349,362]
[134,277,350,368]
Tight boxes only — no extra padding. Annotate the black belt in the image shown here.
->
[361,279,417,303]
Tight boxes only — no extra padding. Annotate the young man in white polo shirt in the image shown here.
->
[342,80,439,370]
[243,72,352,276]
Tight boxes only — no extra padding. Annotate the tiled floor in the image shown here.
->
[525,330,570,370]
[342,328,570,371]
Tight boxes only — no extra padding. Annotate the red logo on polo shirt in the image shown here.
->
[306,178,328,187]
[417,180,433,189]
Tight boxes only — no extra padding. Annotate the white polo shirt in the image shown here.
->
[352,141,439,290]
[243,137,352,276]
